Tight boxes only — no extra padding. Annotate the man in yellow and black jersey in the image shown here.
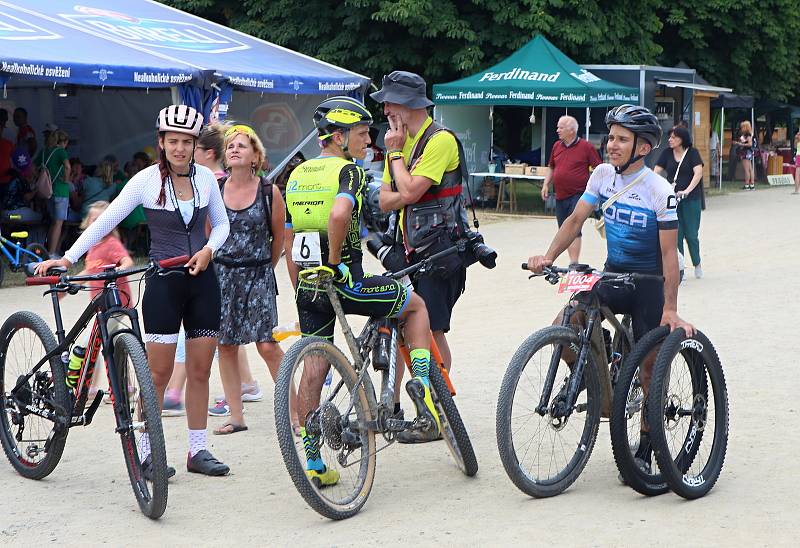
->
[284,97,438,487]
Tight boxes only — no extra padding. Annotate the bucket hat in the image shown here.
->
[370,71,433,109]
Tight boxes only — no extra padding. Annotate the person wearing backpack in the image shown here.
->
[211,124,286,435]
[34,129,71,255]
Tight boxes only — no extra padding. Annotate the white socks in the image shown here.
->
[140,432,151,461]
[188,429,207,457]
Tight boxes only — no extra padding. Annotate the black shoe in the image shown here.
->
[398,378,442,444]
[141,455,176,481]
[187,449,230,476]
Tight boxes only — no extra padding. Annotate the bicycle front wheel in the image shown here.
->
[429,360,478,477]
[648,329,728,499]
[274,337,376,520]
[610,325,670,496]
[113,333,168,519]
[496,326,601,498]
[0,311,69,479]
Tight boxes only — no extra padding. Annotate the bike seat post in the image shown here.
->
[50,288,67,345]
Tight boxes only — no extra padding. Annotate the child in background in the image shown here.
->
[66,201,134,400]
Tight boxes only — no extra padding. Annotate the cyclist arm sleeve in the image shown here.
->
[656,182,679,230]
[204,179,230,252]
[336,164,364,205]
[64,177,142,264]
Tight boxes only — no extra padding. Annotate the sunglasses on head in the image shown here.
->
[225,124,257,138]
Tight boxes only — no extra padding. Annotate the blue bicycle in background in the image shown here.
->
[0,221,49,287]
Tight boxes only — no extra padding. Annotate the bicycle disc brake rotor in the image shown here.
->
[319,402,344,450]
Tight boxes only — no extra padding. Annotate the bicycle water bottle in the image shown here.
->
[272,321,300,342]
[66,346,86,389]
[372,320,392,371]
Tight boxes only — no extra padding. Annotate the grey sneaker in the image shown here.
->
[162,396,185,417]
[694,265,703,279]
[208,399,230,417]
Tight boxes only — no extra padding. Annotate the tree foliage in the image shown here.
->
[164,0,799,100]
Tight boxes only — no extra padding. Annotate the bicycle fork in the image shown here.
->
[536,308,600,419]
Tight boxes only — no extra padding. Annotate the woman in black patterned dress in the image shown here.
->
[213,125,286,434]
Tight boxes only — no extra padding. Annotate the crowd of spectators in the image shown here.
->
[0,106,159,257]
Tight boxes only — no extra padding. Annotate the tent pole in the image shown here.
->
[751,107,755,180]
[585,107,590,139]
[489,105,494,163]
[719,107,725,190]
[541,107,547,166]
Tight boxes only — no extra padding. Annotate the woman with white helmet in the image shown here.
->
[36,104,232,477]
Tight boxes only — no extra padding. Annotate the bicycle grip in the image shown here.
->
[158,255,190,268]
[521,263,530,270]
[26,276,61,286]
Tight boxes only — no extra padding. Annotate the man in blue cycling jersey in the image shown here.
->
[528,104,694,474]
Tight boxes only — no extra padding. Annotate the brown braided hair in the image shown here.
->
[157,133,169,206]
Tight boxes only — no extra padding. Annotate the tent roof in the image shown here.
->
[0,0,369,94]
[711,93,754,109]
[432,35,639,107]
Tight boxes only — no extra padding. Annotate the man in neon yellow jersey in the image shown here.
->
[284,97,438,486]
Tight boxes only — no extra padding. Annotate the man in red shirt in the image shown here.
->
[541,115,601,264]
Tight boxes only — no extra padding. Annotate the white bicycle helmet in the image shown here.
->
[156,105,203,137]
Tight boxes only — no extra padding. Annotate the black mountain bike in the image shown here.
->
[0,255,187,519]
[274,244,477,520]
[496,264,661,498]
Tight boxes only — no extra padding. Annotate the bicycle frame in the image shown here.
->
[0,236,40,268]
[10,277,142,430]
[536,288,633,420]
[317,280,454,437]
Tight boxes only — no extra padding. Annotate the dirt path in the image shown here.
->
[1,186,798,546]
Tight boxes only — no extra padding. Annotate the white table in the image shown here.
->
[469,172,546,213]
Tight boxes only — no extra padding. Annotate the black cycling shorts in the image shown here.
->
[412,265,466,333]
[595,269,664,341]
[142,266,221,343]
[555,193,583,236]
[296,264,410,341]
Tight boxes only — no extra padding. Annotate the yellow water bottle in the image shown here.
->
[66,346,86,388]
[272,321,301,342]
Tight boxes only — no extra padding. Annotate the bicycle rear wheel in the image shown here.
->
[113,333,168,519]
[274,337,376,520]
[648,329,728,499]
[428,360,478,477]
[496,326,601,498]
[0,311,69,479]
[610,326,671,496]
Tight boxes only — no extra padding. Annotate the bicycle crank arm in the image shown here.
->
[81,390,104,427]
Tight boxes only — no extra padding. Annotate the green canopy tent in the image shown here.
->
[432,35,639,166]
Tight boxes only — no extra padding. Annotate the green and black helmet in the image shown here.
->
[313,96,373,140]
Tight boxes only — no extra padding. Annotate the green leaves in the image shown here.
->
[161,0,800,101]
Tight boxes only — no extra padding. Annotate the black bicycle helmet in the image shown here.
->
[313,96,372,137]
[605,104,662,173]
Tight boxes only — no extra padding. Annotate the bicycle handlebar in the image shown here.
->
[25,255,191,287]
[521,262,664,283]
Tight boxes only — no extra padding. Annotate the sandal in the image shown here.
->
[187,449,230,476]
[213,423,249,435]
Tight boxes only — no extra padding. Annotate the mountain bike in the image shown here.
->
[0,255,187,519]
[274,244,477,520]
[646,327,728,499]
[0,225,48,287]
[496,263,658,498]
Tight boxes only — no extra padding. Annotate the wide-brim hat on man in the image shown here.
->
[370,71,434,109]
